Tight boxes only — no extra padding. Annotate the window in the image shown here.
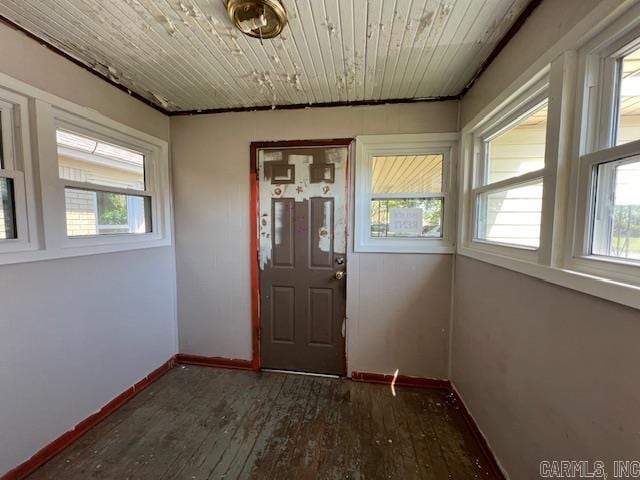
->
[0,176,16,240]
[33,104,170,258]
[570,26,640,284]
[458,11,640,309]
[56,129,151,237]
[0,112,17,241]
[591,157,640,260]
[370,154,444,239]
[472,94,548,250]
[0,90,35,255]
[476,180,543,247]
[0,75,170,265]
[616,45,640,146]
[354,134,456,253]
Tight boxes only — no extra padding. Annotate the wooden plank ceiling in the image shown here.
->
[0,0,530,113]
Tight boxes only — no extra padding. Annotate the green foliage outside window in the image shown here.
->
[370,198,442,237]
[612,205,640,258]
[97,192,128,225]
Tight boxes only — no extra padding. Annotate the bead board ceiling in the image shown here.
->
[0,0,532,113]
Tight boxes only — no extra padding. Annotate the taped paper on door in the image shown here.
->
[389,207,423,235]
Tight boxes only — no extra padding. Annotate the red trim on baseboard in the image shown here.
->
[175,354,253,370]
[450,387,506,480]
[352,371,505,479]
[0,357,175,480]
[351,371,452,391]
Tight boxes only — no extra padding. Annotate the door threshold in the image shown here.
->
[261,368,341,379]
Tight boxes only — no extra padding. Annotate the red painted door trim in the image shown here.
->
[249,139,353,373]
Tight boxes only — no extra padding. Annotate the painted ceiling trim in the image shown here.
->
[0,0,540,117]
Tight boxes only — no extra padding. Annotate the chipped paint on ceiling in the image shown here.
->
[0,0,530,112]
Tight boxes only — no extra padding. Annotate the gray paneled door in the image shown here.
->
[258,145,348,375]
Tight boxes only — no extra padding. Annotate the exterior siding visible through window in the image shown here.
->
[56,129,150,237]
[59,156,144,236]
[617,45,640,145]
[475,99,548,249]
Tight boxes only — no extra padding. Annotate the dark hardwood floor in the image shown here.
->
[27,365,498,479]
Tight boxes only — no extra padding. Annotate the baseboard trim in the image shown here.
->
[1,361,504,480]
[175,353,253,370]
[0,357,176,480]
[450,383,508,480]
[350,370,452,391]
[351,371,505,480]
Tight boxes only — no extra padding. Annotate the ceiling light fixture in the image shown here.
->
[226,0,288,41]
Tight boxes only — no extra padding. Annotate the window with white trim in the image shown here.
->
[458,12,640,309]
[56,129,151,237]
[0,77,171,266]
[0,110,17,240]
[354,134,456,254]
[571,26,640,283]
[591,156,640,260]
[0,89,36,254]
[470,83,549,254]
[34,106,170,254]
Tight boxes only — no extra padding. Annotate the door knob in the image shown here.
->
[335,271,346,280]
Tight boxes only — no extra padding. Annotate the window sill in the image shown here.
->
[355,237,455,254]
[467,239,538,263]
[458,245,640,311]
[0,237,171,266]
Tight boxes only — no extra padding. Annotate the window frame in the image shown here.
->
[0,88,38,255]
[0,69,172,266]
[567,17,640,287]
[54,114,155,244]
[571,140,640,285]
[467,77,550,262]
[34,104,169,252]
[457,3,640,310]
[354,133,457,254]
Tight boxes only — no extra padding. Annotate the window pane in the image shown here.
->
[476,180,543,248]
[370,198,442,238]
[65,187,151,237]
[57,129,145,191]
[486,102,547,184]
[592,158,640,260]
[0,177,16,240]
[617,46,640,145]
[372,154,443,194]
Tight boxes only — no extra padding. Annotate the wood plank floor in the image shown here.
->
[27,366,498,479]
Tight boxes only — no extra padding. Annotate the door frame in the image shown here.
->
[250,138,354,372]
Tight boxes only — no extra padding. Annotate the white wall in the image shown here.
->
[171,101,458,379]
[0,23,176,475]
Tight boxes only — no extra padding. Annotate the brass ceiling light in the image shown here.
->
[226,0,288,40]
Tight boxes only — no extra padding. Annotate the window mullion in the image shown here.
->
[61,179,151,198]
[473,169,545,195]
